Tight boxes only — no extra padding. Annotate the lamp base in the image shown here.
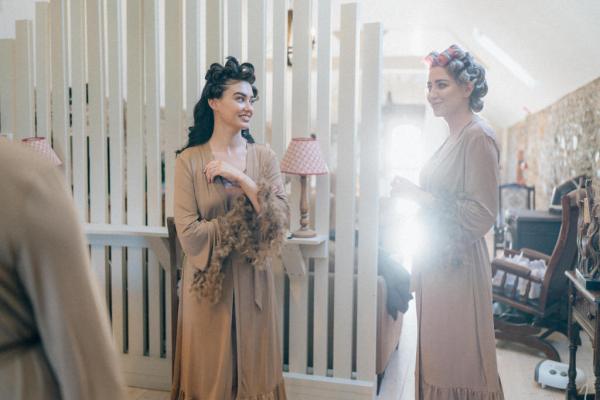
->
[291,228,317,238]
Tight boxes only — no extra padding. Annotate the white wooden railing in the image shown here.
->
[0,1,383,398]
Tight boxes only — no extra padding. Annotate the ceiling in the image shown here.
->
[331,0,600,129]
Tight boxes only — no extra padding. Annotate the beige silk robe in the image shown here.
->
[413,116,504,400]
[172,142,288,400]
[0,142,126,400]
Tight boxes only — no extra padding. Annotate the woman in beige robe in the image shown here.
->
[172,57,288,400]
[0,141,125,400]
[392,45,504,399]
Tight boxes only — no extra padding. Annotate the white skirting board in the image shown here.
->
[122,367,375,398]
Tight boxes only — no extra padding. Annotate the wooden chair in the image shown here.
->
[166,217,183,374]
[491,189,583,361]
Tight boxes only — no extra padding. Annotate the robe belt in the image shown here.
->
[253,266,263,310]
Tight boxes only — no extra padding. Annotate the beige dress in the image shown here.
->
[413,116,504,400]
[172,142,288,400]
[0,142,126,400]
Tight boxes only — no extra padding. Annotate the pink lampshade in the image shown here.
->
[21,137,62,166]
[280,137,328,176]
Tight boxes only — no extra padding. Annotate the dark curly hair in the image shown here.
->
[425,44,488,112]
[177,57,257,154]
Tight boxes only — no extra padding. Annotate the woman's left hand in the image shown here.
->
[204,160,243,184]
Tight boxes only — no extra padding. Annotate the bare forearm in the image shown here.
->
[238,174,261,212]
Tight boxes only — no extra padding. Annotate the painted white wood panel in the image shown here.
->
[107,0,125,226]
[227,0,243,60]
[271,0,289,365]
[148,254,161,357]
[87,0,108,224]
[291,0,312,141]
[288,0,312,375]
[206,0,224,66]
[34,3,51,138]
[270,0,288,158]
[247,0,266,144]
[14,20,34,140]
[127,248,144,356]
[87,0,109,312]
[0,39,16,135]
[91,249,108,304]
[356,22,383,384]
[333,2,360,379]
[111,247,125,353]
[126,0,145,357]
[186,0,204,128]
[50,0,70,182]
[165,265,174,361]
[70,0,88,221]
[145,0,163,359]
[313,0,332,378]
[145,0,162,227]
[126,0,145,227]
[165,0,184,218]
[106,0,126,351]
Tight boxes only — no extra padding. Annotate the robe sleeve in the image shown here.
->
[16,164,126,400]
[174,154,220,272]
[258,147,289,230]
[430,132,499,252]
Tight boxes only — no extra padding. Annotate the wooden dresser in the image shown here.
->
[505,208,562,255]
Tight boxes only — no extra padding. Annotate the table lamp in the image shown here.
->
[280,137,328,238]
[21,137,62,166]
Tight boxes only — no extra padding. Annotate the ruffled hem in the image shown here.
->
[237,379,287,400]
[173,380,286,400]
[420,379,504,400]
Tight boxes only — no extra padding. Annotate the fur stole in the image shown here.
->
[191,180,288,304]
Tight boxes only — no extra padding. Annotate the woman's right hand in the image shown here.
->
[204,160,243,184]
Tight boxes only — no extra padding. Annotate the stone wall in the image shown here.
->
[504,77,600,208]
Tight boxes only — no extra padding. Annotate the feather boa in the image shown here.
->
[191,180,288,304]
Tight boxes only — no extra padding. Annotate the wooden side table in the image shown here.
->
[566,270,600,399]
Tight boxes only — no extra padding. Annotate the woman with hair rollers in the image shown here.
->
[391,45,504,399]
